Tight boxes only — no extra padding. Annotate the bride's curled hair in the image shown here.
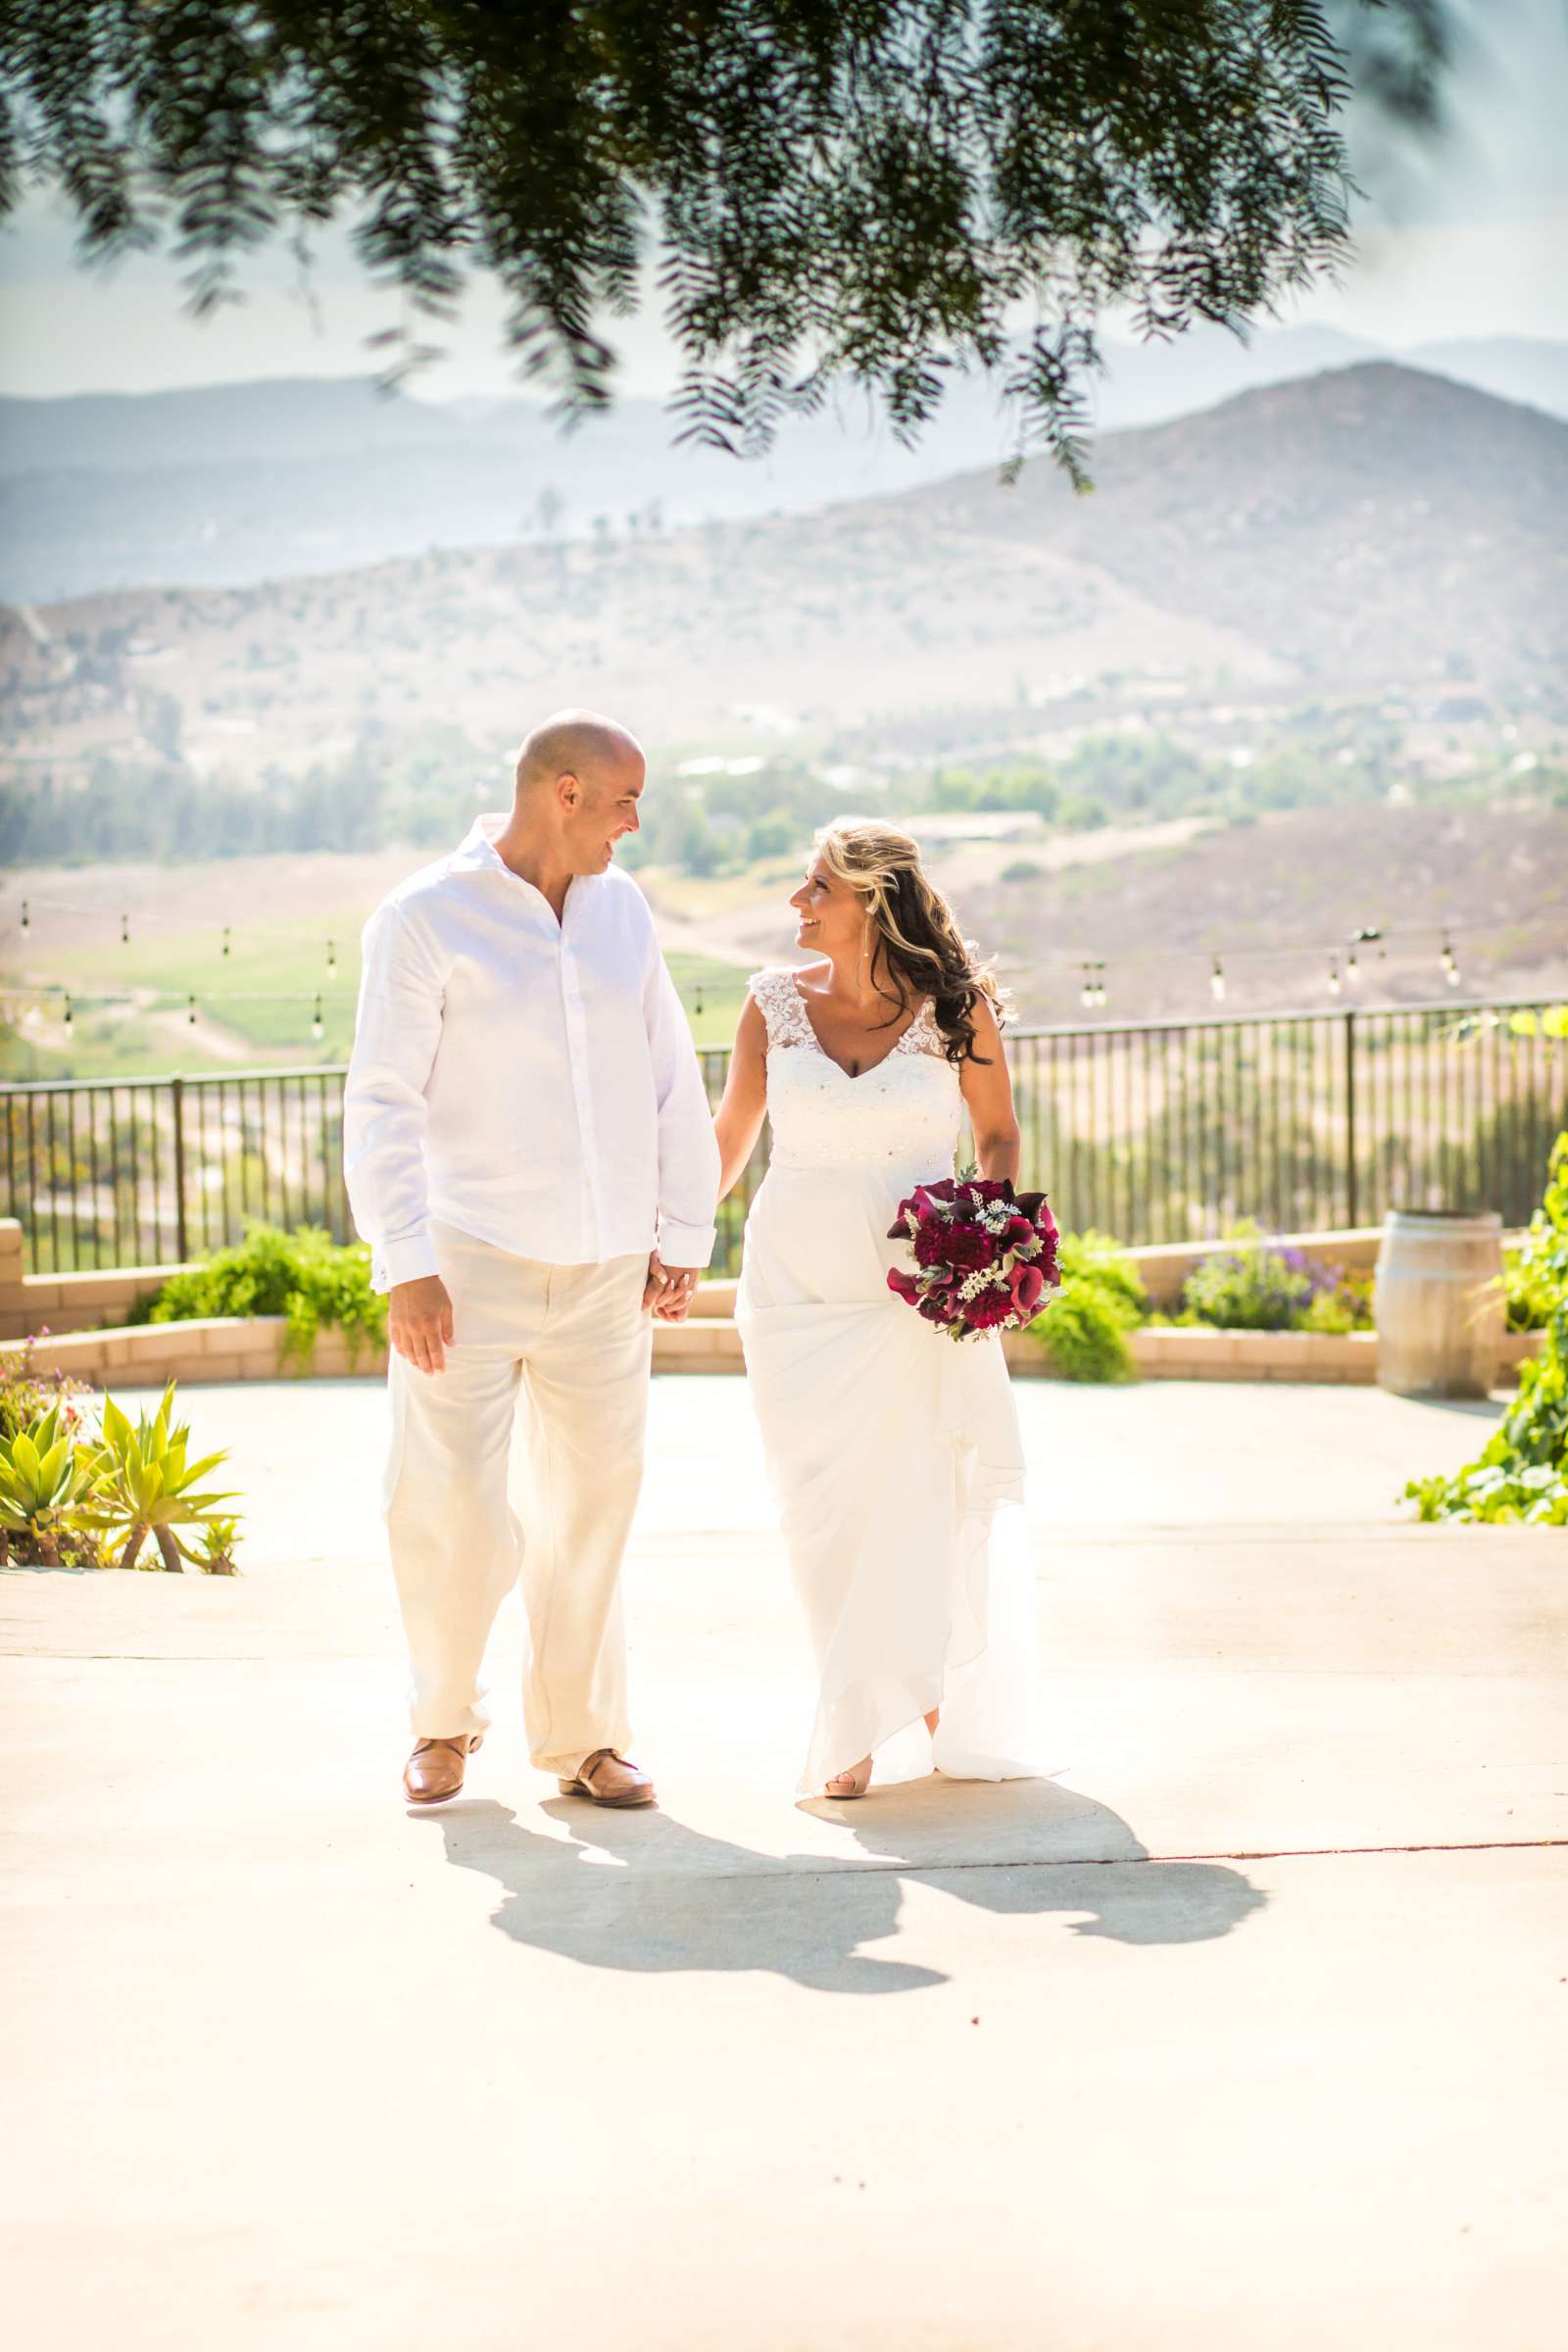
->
[811,818,1005,1064]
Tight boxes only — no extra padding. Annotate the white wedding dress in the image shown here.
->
[735,967,1041,1795]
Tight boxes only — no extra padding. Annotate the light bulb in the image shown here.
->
[187,994,197,1026]
[1210,956,1226,1003]
[325,940,337,975]
[1327,960,1342,997]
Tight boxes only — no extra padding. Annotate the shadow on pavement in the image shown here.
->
[433,1797,937,1992]
[430,1777,1264,1991]
[818,1777,1268,1947]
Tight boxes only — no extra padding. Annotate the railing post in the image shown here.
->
[1344,1009,1357,1230]
[171,1075,189,1262]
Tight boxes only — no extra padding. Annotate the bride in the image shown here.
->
[712,819,1041,1800]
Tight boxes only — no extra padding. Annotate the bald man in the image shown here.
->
[344,710,721,1808]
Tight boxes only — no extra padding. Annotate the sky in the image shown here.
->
[1,1,1564,403]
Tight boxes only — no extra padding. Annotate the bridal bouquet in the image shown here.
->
[886,1176,1060,1342]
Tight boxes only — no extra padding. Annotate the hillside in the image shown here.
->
[890,365,1568,692]
[3,330,1565,603]
[2,363,1564,817]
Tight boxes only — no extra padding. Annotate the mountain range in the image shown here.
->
[2,328,1566,604]
[2,361,1563,804]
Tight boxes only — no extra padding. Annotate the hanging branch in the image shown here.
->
[0,2,1457,470]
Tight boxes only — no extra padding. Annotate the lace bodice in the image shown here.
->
[749,966,962,1174]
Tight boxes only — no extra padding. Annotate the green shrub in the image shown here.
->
[1054,1228,1150,1326]
[1029,1229,1147,1381]
[1504,1229,1557,1332]
[129,1220,386,1369]
[1031,1275,1137,1382]
[1403,1132,1568,1525]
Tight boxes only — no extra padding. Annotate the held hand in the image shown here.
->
[644,1253,702,1322]
[389,1273,455,1375]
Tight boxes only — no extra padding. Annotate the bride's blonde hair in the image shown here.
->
[811,818,1004,1064]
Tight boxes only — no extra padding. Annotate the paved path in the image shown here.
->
[4,1378,1564,2350]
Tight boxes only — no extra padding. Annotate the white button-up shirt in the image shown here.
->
[343,812,720,1292]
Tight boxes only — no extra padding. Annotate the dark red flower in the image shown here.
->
[913,1223,955,1268]
[945,1222,1000,1271]
[1007,1261,1046,1318]
[886,1266,921,1305]
[962,1288,1014,1330]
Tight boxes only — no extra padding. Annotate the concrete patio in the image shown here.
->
[3,1375,1565,2350]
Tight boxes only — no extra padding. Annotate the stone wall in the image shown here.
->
[0,1218,1539,1390]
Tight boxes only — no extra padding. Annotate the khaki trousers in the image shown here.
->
[381,1216,653,1777]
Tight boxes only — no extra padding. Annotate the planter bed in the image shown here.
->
[3,1307,1543,1390]
[0,1315,383,1387]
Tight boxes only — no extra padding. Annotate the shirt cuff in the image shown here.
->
[371,1228,442,1293]
[657,1214,716,1271]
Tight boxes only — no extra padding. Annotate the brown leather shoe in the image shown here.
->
[558,1747,657,1807]
[403,1734,481,1806]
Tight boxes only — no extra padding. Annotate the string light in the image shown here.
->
[6,901,1560,1038]
[1442,929,1461,988]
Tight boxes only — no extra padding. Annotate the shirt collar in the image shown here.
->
[451,810,605,910]
[452,811,512,873]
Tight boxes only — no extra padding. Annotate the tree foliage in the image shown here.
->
[0,2,1451,471]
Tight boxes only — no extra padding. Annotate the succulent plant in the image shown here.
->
[84,1381,241,1573]
[190,1514,243,1577]
[0,1399,105,1566]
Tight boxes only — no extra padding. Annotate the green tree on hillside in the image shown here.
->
[1,3,1455,473]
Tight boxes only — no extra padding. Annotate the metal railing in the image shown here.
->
[3,1000,1564,1277]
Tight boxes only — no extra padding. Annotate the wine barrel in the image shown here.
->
[1374,1209,1505,1399]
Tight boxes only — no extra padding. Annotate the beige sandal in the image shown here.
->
[824,1756,872,1800]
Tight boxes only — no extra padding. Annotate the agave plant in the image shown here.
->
[190,1514,243,1578]
[86,1381,240,1574]
[0,1400,105,1566]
